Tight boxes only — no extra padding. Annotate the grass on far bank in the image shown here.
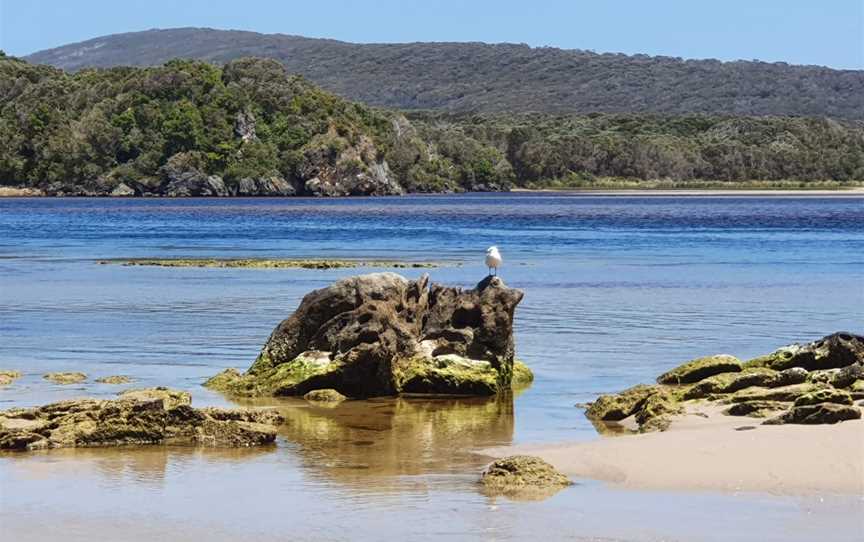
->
[520,176,864,191]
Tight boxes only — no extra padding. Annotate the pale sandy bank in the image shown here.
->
[487,403,864,495]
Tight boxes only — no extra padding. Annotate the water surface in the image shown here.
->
[1,194,862,541]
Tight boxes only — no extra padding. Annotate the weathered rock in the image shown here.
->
[480,455,571,499]
[793,388,853,407]
[769,367,809,387]
[160,153,229,197]
[118,387,191,409]
[728,383,824,404]
[656,354,742,385]
[512,360,534,387]
[807,368,841,384]
[0,389,282,451]
[850,380,864,400]
[634,389,683,432]
[744,332,864,371]
[764,403,861,425]
[43,372,86,384]
[235,176,296,196]
[725,400,789,417]
[205,273,526,398]
[303,389,347,403]
[683,368,776,399]
[95,375,133,384]
[585,384,658,421]
[832,362,864,389]
[0,370,22,386]
[109,183,136,197]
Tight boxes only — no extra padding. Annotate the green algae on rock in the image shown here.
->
[793,388,853,407]
[585,384,658,421]
[764,403,861,425]
[480,455,572,500]
[95,375,133,384]
[205,273,530,399]
[743,332,864,371]
[303,389,348,403]
[511,360,534,387]
[0,387,283,451]
[100,258,445,270]
[724,400,789,418]
[634,389,683,432]
[43,372,87,384]
[0,370,22,386]
[656,354,742,385]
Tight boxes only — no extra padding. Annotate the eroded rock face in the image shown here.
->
[744,332,864,371]
[480,455,571,500]
[656,354,742,385]
[0,388,282,451]
[205,273,526,398]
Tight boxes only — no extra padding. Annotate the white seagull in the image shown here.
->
[485,246,502,276]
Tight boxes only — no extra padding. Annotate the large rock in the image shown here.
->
[0,388,282,451]
[764,403,861,425]
[160,152,229,197]
[585,384,658,421]
[205,273,526,398]
[656,354,742,385]
[744,332,864,371]
[480,455,571,499]
[235,175,296,196]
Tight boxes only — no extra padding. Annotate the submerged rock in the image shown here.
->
[480,455,571,499]
[744,332,864,371]
[205,273,528,398]
[656,354,742,385]
[0,388,282,451]
[43,372,87,384]
[95,375,133,384]
[0,370,22,386]
[303,389,347,403]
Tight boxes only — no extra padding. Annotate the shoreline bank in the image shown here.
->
[486,403,864,496]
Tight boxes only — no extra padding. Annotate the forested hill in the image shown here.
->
[2,54,862,197]
[26,28,864,119]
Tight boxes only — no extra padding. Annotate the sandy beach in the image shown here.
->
[489,403,864,495]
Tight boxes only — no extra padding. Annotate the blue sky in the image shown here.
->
[1,0,862,69]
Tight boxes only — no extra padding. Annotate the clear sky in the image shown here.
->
[1,0,862,69]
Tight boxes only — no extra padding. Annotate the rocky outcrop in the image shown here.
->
[584,333,864,432]
[480,455,572,500]
[205,273,530,398]
[0,387,283,451]
[235,175,296,196]
[299,134,404,197]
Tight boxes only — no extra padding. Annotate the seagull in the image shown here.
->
[485,246,502,276]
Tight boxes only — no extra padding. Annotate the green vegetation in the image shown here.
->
[2,54,862,195]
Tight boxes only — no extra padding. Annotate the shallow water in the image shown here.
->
[1,194,862,541]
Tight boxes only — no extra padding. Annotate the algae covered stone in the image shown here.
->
[764,403,861,425]
[0,389,283,451]
[793,388,853,407]
[480,455,571,499]
[585,384,658,421]
[205,273,529,398]
[656,354,742,385]
[724,400,789,418]
[43,372,87,384]
[303,389,347,402]
[0,370,22,386]
[95,375,133,384]
[634,389,683,432]
[744,332,864,371]
[683,368,776,399]
[511,360,534,387]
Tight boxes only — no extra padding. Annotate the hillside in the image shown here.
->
[26,28,864,119]
[1,55,862,197]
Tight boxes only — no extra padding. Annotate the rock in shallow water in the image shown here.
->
[480,455,571,499]
[43,372,87,384]
[0,370,22,386]
[303,389,347,403]
[205,273,529,398]
[0,388,283,451]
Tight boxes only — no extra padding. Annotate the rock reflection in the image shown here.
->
[233,393,515,490]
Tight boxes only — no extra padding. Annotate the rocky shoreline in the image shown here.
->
[584,332,864,432]
[99,258,448,270]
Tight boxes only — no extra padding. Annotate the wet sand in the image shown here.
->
[489,404,864,495]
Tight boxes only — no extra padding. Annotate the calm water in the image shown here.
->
[1,194,862,541]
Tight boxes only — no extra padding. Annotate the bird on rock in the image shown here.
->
[485,246,502,276]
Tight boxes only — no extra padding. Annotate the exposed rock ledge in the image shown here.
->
[584,332,864,433]
[0,387,283,451]
[206,273,532,398]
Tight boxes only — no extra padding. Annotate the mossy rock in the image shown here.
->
[806,369,841,384]
[397,356,499,396]
[205,352,340,397]
[43,372,87,384]
[480,455,571,499]
[683,368,776,399]
[585,384,658,421]
[793,388,853,407]
[0,370,22,386]
[635,389,683,432]
[512,360,534,387]
[729,383,824,404]
[764,403,861,425]
[118,387,192,410]
[303,389,347,403]
[724,400,788,418]
[656,354,742,385]
[832,363,864,389]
